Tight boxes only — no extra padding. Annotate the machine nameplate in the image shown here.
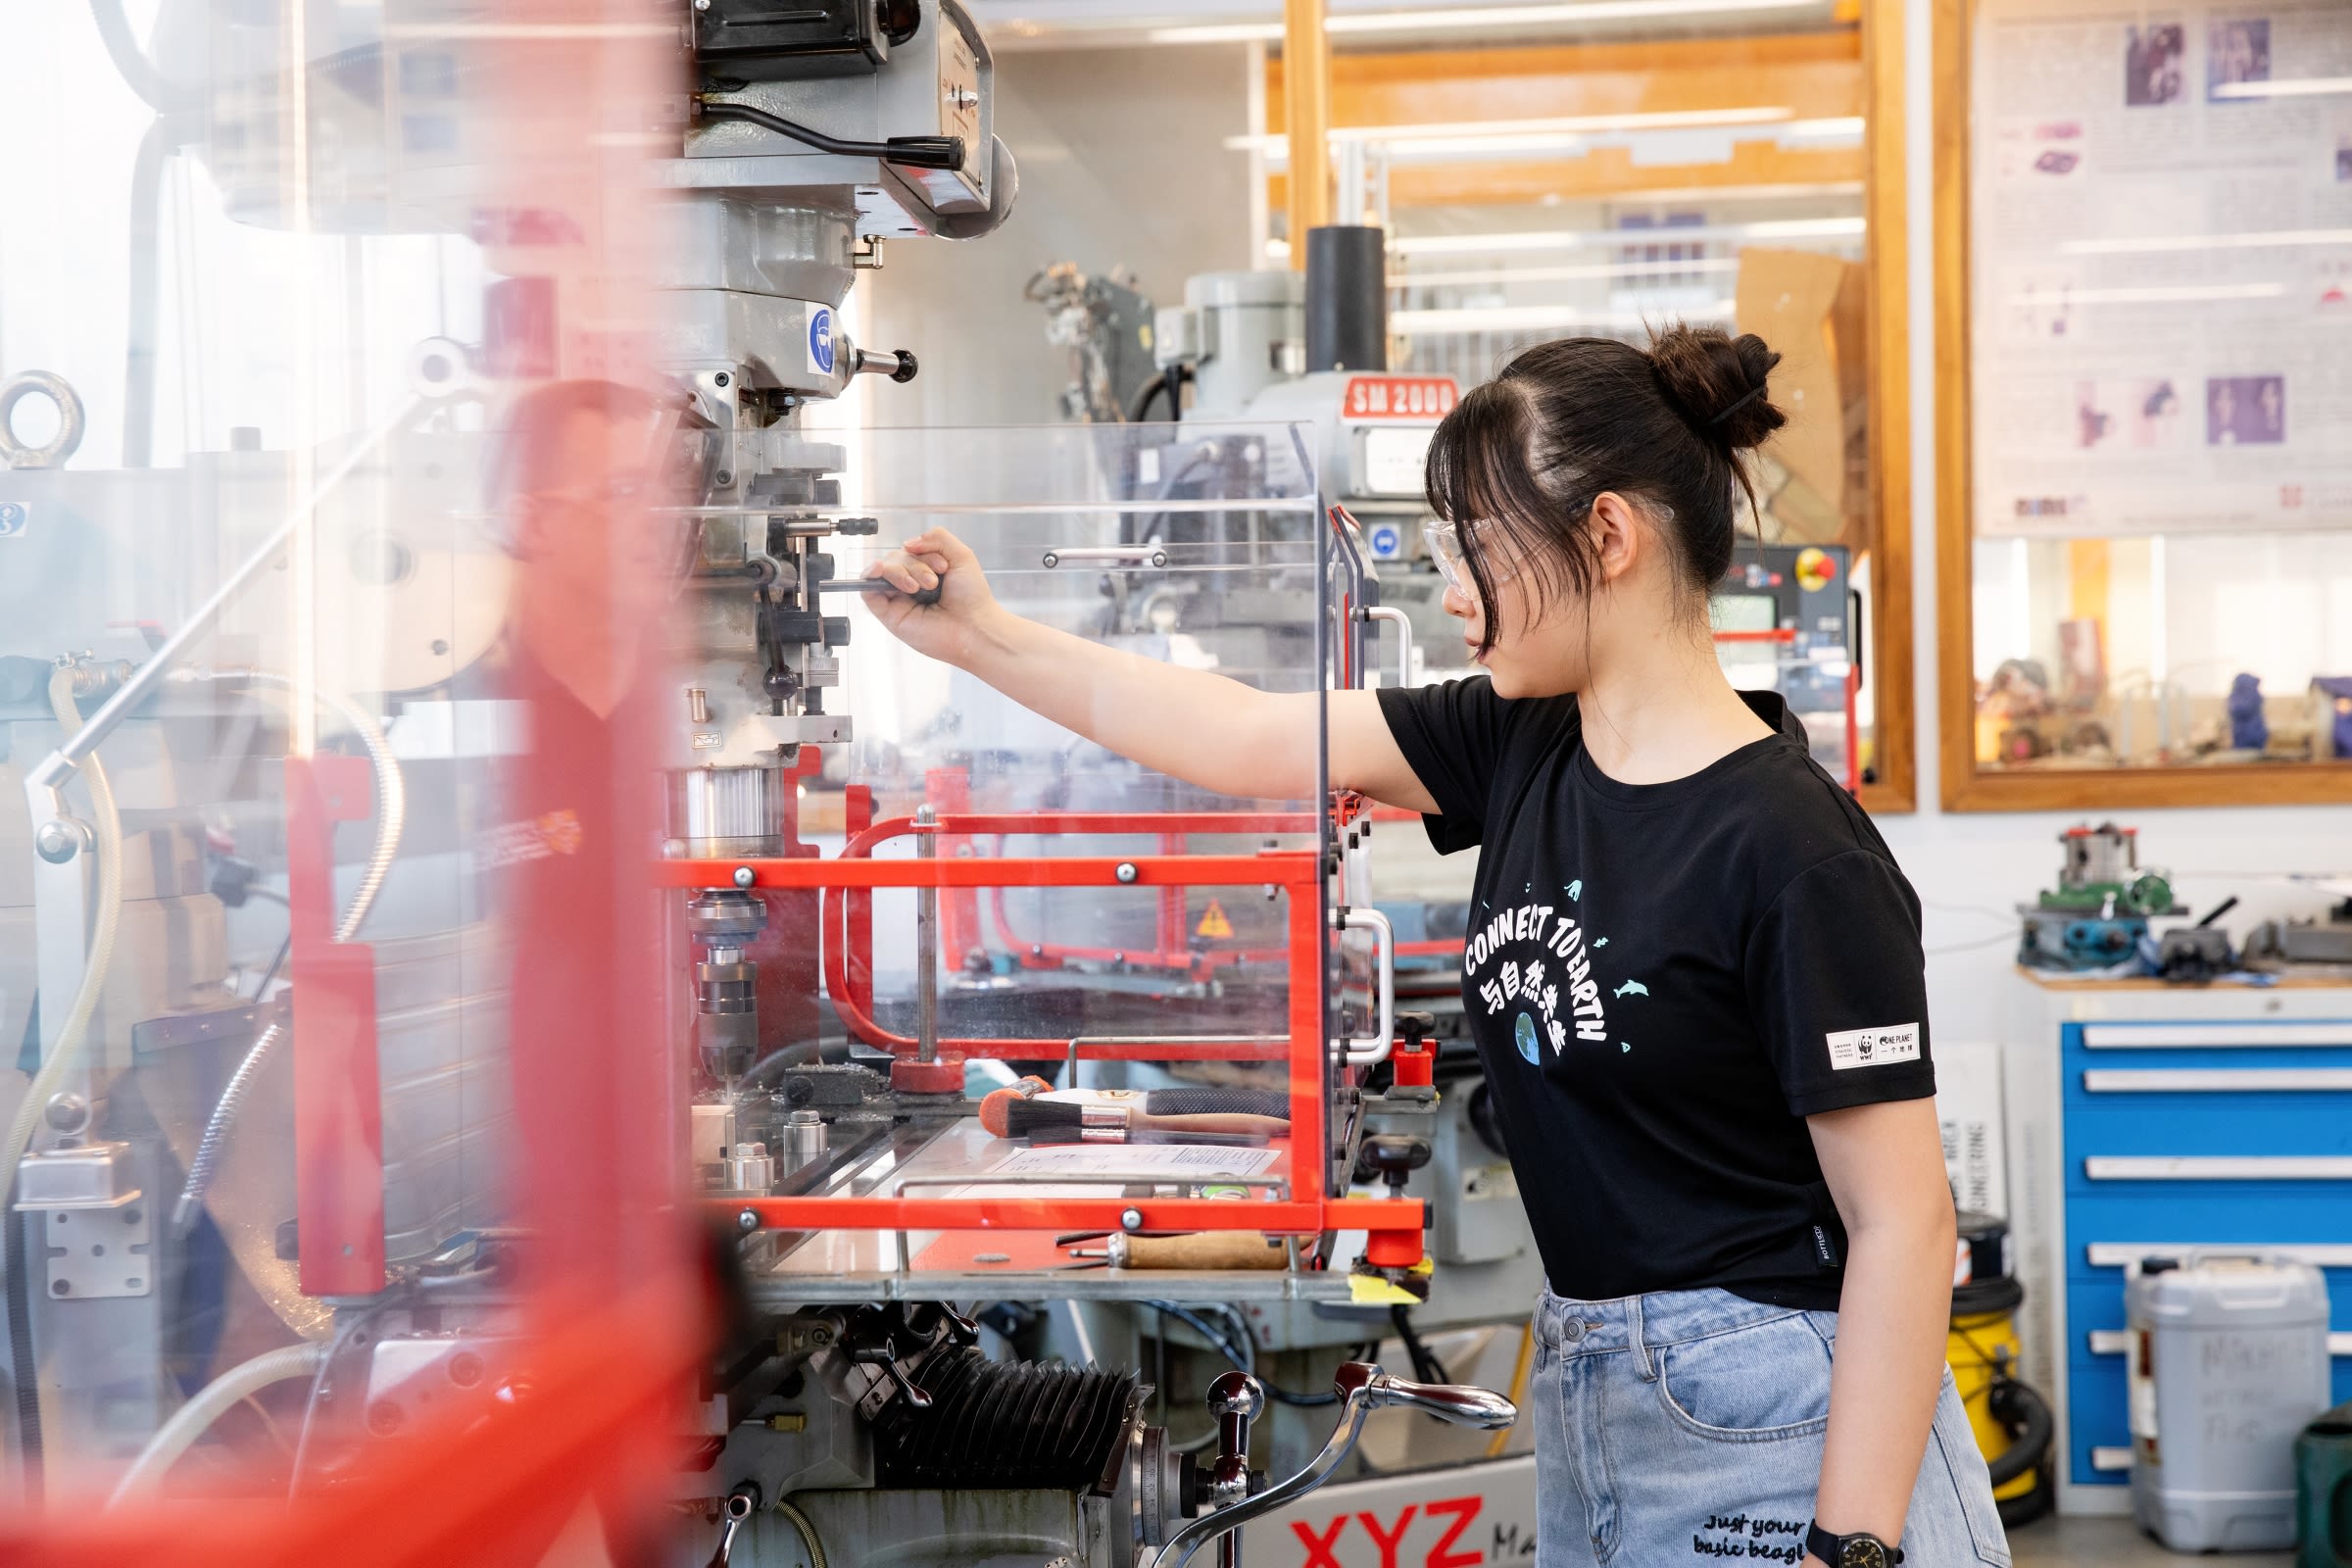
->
[1341,375,1458,420]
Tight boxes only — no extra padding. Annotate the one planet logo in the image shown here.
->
[1514,1011,1540,1064]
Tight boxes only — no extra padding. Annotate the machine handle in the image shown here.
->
[708,1483,760,1568]
[1354,1366,1517,1429]
[1148,1361,1516,1568]
[821,577,944,608]
[1333,906,1395,1067]
[1359,605,1413,689]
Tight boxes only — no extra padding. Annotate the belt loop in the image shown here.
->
[1630,1294,1655,1380]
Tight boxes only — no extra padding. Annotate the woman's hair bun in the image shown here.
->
[1646,324,1786,453]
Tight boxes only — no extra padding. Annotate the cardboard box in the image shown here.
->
[1736,247,1870,547]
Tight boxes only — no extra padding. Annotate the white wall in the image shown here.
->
[1876,0,2349,1050]
[862,44,1258,428]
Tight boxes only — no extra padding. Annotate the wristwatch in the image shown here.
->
[1805,1524,1903,1567]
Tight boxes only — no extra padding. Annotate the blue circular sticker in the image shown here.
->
[1513,1011,1540,1064]
[808,307,836,375]
[1369,524,1401,558]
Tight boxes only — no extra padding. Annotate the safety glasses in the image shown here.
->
[1423,518,1520,597]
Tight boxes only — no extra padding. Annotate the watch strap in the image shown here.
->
[1805,1522,1904,1566]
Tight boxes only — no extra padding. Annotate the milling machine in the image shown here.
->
[0,3,1515,1562]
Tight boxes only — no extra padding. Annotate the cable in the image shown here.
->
[694,99,962,172]
[1125,370,1173,424]
[1144,1302,1348,1409]
[252,932,293,1000]
[1926,930,2024,958]
[1485,1321,1535,1458]
[773,1497,828,1568]
[172,680,406,1234]
[86,0,182,113]
[1388,1304,1450,1386]
[285,1307,375,1501]
[105,1342,327,1505]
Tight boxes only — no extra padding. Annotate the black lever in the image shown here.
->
[814,576,943,608]
[851,1343,933,1409]
[695,99,964,172]
[1355,1134,1431,1197]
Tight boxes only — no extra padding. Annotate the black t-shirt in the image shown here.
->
[1377,678,1935,1309]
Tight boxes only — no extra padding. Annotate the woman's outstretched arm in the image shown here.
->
[865,527,1438,812]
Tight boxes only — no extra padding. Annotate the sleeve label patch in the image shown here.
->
[1825,1022,1921,1071]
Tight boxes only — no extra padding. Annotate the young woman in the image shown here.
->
[864,325,2008,1568]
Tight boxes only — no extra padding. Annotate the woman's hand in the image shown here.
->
[862,527,1003,668]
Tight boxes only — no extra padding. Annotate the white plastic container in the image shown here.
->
[2127,1253,2332,1552]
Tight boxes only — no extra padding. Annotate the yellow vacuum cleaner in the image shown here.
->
[1950,1210,2056,1529]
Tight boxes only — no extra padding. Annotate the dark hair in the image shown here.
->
[1423,323,1786,653]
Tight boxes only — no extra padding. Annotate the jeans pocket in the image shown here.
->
[1930,1370,2014,1566]
[1653,1311,1834,1444]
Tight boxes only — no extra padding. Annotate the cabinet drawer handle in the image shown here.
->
[2082,1023,2352,1050]
[2091,1329,2352,1355]
[2084,1156,2352,1181]
[2082,1068,2352,1093]
[2085,1242,2352,1268]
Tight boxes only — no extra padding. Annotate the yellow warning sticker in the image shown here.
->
[1195,900,1234,939]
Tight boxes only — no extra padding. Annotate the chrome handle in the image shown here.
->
[708,1483,759,1568]
[1333,906,1395,1066]
[1360,605,1414,689]
[1148,1362,1516,1568]
[1357,1368,1517,1429]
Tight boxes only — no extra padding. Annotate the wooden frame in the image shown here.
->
[1269,3,1920,810]
[1931,0,2352,810]
[1859,0,1914,813]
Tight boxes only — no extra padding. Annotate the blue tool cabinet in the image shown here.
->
[2000,977,2352,1515]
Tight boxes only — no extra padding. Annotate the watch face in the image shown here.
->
[1840,1541,1887,1568]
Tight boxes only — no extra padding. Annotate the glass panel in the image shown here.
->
[0,0,687,1520]
[676,421,1341,1289]
[1966,0,2352,773]
[1313,15,1885,789]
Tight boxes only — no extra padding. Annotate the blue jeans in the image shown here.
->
[1531,1286,2010,1567]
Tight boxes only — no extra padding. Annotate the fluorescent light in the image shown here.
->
[1777,116,1866,142]
[1396,257,1745,287]
[1393,300,1737,334]
[2211,75,2352,100]
[1149,22,1283,43]
[1227,106,1794,156]
[1152,0,1815,43]
[1148,0,1823,45]
[2005,283,2284,307]
[1390,215,1862,256]
[382,21,677,37]
[2060,227,2352,256]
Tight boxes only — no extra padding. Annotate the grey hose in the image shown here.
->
[773,1498,827,1568]
[171,681,406,1233]
[106,1342,327,1505]
[87,0,183,115]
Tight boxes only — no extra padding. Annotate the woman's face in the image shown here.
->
[1433,521,1591,698]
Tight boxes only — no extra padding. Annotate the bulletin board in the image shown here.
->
[1933,0,2352,809]
[1970,0,2352,541]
